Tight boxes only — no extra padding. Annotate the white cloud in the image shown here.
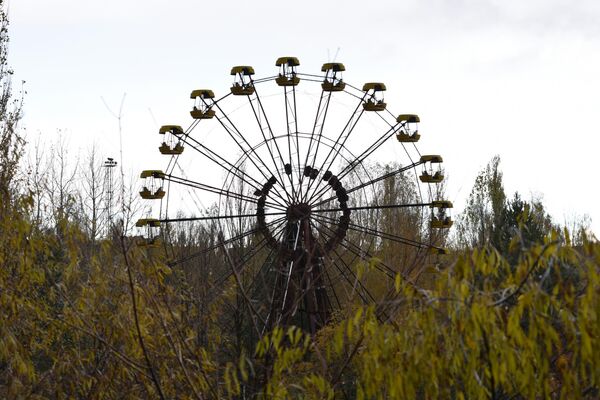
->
[7,0,600,234]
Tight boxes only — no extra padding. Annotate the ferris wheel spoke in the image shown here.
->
[190,223,289,298]
[210,219,289,291]
[260,225,303,333]
[331,249,378,305]
[244,222,291,294]
[312,212,436,250]
[314,215,438,299]
[206,91,234,105]
[252,85,293,189]
[310,160,424,208]
[321,257,342,311]
[291,86,302,202]
[310,122,404,203]
[283,88,295,199]
[310,215,396,278]
[374,106,401,129]
[286,222,333,329]
[186,155,288,211]
[337,123,400,180]
[329,256,371,305]
[167,216,287,267]
[303,97,367,204]
[210,100,284,193]
[331,252,395,318]
[279,222,301,316]
[161,211,287,223]
[217,234,268,334]
[309,222,377,305]
[277,268,331,330]
[315,106,364,181]
[307,121,407,204]
[246,88,293,202]
[331,244,397,324]
[209,238,267,297]
[307,219,343,311]
[179,132,286,203]
[274,250,312,328]
[165,174,287,212]
[313,202,431,214]
[282,85,302,202]
[298,90,332,201]
[345,224,428,249]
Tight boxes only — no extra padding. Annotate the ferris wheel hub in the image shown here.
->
[286,203,312,222]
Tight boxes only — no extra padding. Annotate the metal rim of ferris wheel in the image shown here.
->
[136,57,453,335]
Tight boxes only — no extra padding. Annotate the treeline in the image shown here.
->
[455,155,590,248]
[2,143,599,398]
[2,4,600,399]
[22,135,143,240]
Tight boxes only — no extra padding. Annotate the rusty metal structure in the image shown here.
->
[137,57,451,334]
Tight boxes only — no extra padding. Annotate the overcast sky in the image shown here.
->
[7,0,600,235]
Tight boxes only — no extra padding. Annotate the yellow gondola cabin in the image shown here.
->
[396,114,421,142]
[420,155,444,183]
[158,125,184,155]
[139,170,166,200]
[362,82,387,111]
[275,57,300,87]
[430,200,453,229]
[321,62,346,92]
[230,66,255,96]
[190,89,216,119]
[135,218,161,247]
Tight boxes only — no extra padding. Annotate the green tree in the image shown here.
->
[456,156,506,249]
[498,193,554,256]
[240,238,600,399]
[456,156,555,258]
[0,0,23,211]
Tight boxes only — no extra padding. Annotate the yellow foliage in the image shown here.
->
[1,187,599,398]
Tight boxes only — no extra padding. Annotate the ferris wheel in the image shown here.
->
[136,57,452,335]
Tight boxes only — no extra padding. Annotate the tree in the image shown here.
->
[79,144,104,243]
[456,156,556,258]
[0,0,24,213]
[455,156,506,249]
[499,193,554,256]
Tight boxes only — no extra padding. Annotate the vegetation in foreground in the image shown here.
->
[2,177,599,398]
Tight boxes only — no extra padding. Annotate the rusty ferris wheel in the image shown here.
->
[136,57,452,335]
